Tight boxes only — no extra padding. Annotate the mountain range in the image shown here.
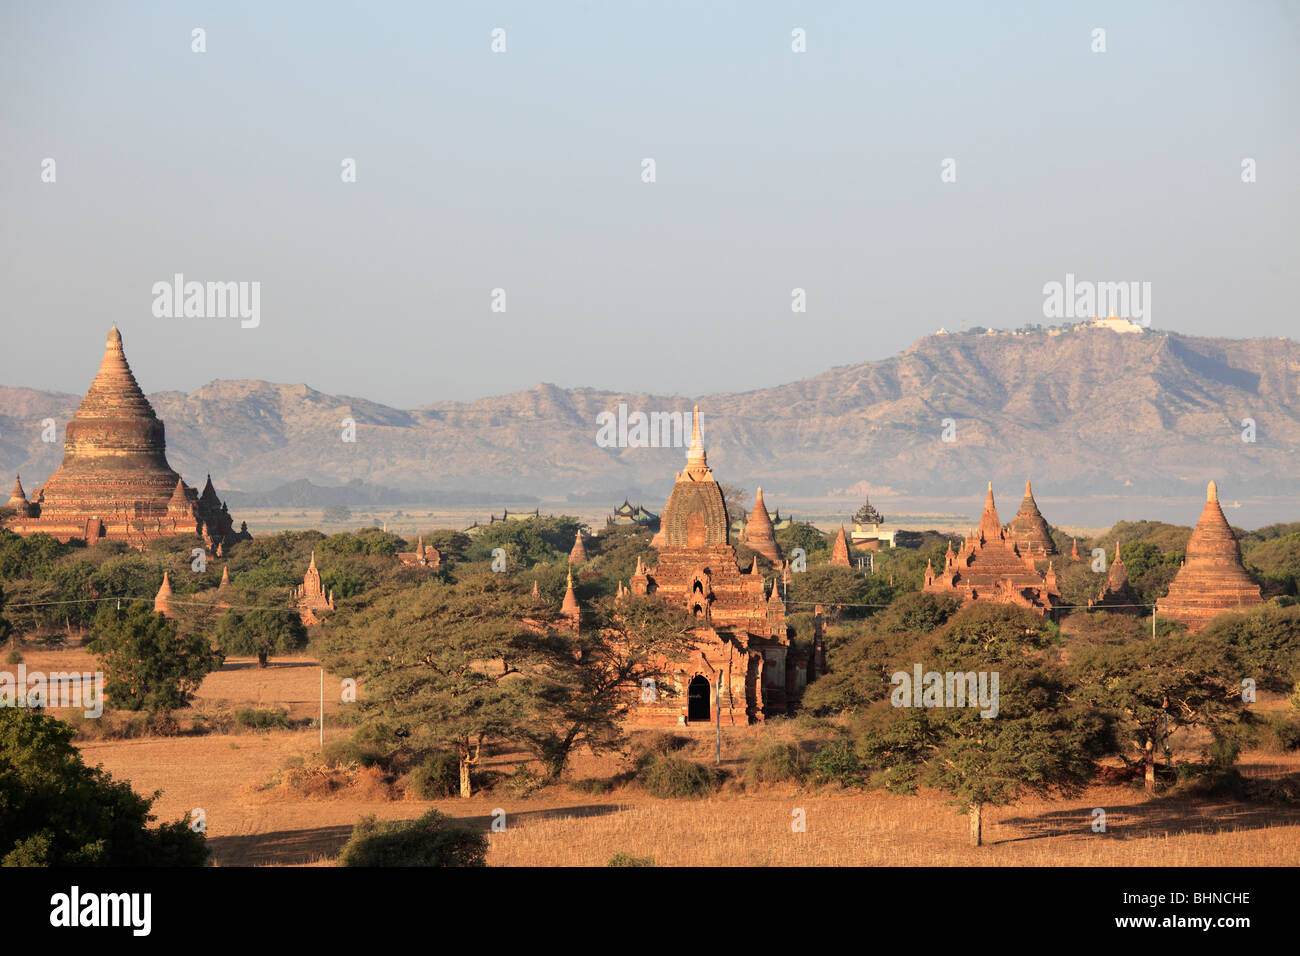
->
[3,328,1298,511]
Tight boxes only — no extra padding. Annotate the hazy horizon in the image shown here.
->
[3,2,1297,408]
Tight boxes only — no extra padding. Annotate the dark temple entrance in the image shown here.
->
[687,675,711,722]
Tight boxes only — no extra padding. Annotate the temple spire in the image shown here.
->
[154,571,174,617]
[684,405,710,479]
[830,525,852,567]
[569,528,588,564]
[561,566,580,623]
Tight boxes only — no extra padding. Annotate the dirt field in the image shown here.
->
[17,648,1300,867]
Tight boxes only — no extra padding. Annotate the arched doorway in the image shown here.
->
[687,675,711,722]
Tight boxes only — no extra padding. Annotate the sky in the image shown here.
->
[1,1,1297,408]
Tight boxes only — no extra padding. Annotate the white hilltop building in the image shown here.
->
[1088,312,1146,334]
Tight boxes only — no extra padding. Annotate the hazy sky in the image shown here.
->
[2,1,1297,408]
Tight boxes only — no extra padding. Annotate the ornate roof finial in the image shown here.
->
[1207,479,1218,503]
[684,405,709,476]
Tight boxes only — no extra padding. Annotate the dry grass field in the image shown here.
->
[17,647,1300,867]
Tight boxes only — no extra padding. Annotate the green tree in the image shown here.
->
[1201,603,1300,694]
[86,603,224,713]
[516,593,697,781]
[463,516,581,568]
[1071,630,1242,795]
[216,608,308,667]
[322,504,353,524]
[775,522,829,562]
[857,603,1105,846]
[426,529,471,563]
[321,566,367,600]
[320,570,548,797]
[0,708,208,865]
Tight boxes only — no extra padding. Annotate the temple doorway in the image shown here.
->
[687,675,711,722]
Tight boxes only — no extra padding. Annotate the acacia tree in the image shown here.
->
[857,603,1106,846]
[86,603,224,713]
[1201,603,1300,693]
[216,608,308,667]
[320,570,550,797]
[1071,630,1243,795]
[516,593,697,781]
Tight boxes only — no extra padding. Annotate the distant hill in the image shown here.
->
[3,328,1298,503]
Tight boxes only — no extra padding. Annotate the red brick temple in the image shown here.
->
[3,327,249,552]
[923,482,1059,617]
[1089,541,1143,614]
[1156,481,1262,631]
[626,407,808,726]
[738,487,783,565]
[1006,480,1057,557]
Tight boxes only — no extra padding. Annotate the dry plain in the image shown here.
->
[22,647,1300,867]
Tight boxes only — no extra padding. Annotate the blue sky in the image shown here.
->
[2,1,1296,406]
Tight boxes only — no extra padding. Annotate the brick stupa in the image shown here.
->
[630,406,804,725]
[830,525,852,567]
[1156,481,1262,631]
[4,327,249,551]
[1007,480,1056,556]
[739,487,783,565]
[1090,541,1142,614]
[924,482,1059,617]
[568,529,588,565]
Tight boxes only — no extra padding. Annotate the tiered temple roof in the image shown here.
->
[923,482,1059,617]
[630,407,804,725]
[607,499,659,530]
[1156,481,1262,631]
[3,328,249,551]
[1090,541,1142,614]
[291,551,335,626]
[1007,480,1056,556]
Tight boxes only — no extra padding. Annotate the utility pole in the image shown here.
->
[319,668,324,749]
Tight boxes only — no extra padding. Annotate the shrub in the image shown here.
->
[408,751,460,799]
[1257,713,1300,752]
[638,755,718,798]
[337,810,487,867]
[323,737,385,769]
[570,777,612,795]
[4,648,21,665]
[808,739,864,787]
[631,731,687,768]
[1206,732,1241,768]
[606,852,655,867]
[504,764,544,798]
[235,707,290,731]
[745,742,805,787]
